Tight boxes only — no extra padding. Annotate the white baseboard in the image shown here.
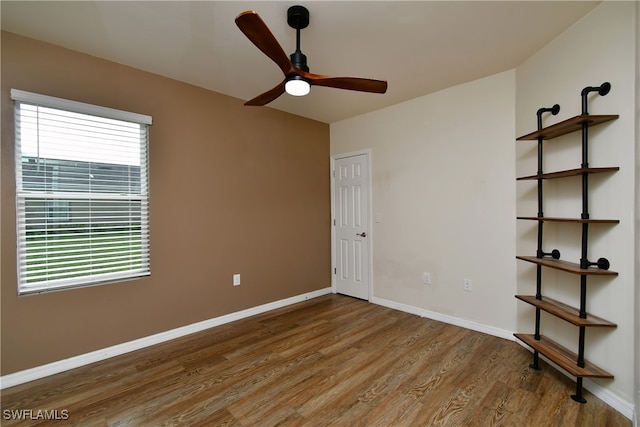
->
[372,296,634,421]
[0,287,332,390]
[371,296,515,341]
[581,378,635,421]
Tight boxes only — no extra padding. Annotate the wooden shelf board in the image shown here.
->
[517,216,619,224]
[514,333,613,378]
[516,115,619,140]
[516,255,618,276]
[515,295,617,327]
[517,167,619,181]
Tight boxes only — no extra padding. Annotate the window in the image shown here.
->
[11,89,152,295]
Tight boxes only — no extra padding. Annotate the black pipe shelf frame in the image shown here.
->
[514,82,619,404]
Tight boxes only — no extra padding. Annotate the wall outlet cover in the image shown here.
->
[422,272,431,285]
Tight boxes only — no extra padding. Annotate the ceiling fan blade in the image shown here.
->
[302,71,388,94]
[244,80,286,106]
[235,11,294,76]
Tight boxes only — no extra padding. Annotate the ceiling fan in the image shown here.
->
[235,5,388,106]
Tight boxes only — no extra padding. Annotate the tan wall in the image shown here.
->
[0,31,331,375]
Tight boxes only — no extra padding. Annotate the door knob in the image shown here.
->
[356,232,367,237]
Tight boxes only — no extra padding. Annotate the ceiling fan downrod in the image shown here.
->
[288,5,310,72]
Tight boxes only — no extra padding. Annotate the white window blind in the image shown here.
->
[11,89,152,295]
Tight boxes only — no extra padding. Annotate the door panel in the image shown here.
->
[334,153,370,300]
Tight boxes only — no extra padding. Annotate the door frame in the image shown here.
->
[330,149,373,301]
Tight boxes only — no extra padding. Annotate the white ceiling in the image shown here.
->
[1,1,599,123]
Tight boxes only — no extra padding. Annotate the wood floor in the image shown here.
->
[1,294,630,426]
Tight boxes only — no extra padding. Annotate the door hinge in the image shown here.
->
[334,268,336,274]
[332,170,335,178]
[333,219,336,226]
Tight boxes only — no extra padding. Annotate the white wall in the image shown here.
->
[331,69,517,334]
[635,2,640,423]
[331,1,637,417]
[515,1,636,411]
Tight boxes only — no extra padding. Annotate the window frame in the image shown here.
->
[11,89,153,295]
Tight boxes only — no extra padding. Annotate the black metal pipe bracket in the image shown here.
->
[581,82,611,114]
[537,248,561,259]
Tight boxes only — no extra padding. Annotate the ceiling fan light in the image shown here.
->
[285,77,310,96]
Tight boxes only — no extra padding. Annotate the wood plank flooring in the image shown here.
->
[0,294,631,426]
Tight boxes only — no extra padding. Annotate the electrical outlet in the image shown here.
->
[422,272,431,285]
[233,274,241,286]
[463,279,472,292]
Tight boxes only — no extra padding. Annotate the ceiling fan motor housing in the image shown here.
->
[290,51,309,72]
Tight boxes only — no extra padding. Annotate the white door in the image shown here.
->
[333,153,370,300]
